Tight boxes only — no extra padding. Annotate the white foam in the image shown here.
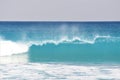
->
[0,63,120,80]
[0,39,29,56]
[27,35,111,46]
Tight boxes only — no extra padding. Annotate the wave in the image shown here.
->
[0,35,117,56]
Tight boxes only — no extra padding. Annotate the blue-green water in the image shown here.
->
[29,42,120,63]
[0,22,120,80]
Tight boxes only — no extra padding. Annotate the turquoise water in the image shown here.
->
[29,42,120,63]
[0,22,120,80]
[0,22,120,63]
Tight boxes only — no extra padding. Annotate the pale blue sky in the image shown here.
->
[0,0,120,21]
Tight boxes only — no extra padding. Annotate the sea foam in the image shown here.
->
[0,39,29,56]
[0,63,120,80]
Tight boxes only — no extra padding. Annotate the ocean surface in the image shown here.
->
[0,22,120,80]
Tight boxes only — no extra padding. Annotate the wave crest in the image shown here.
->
[27,35,111,46]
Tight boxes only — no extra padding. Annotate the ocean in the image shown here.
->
[0,22,120,80]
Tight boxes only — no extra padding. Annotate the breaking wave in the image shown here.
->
[0,35,117,56]
[0,22,120,57]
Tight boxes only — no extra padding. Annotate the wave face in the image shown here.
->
[0,22,120,63]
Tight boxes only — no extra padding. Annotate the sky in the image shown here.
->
[0,0,120,21]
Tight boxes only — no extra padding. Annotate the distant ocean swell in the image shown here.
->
[0,22,120,63]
